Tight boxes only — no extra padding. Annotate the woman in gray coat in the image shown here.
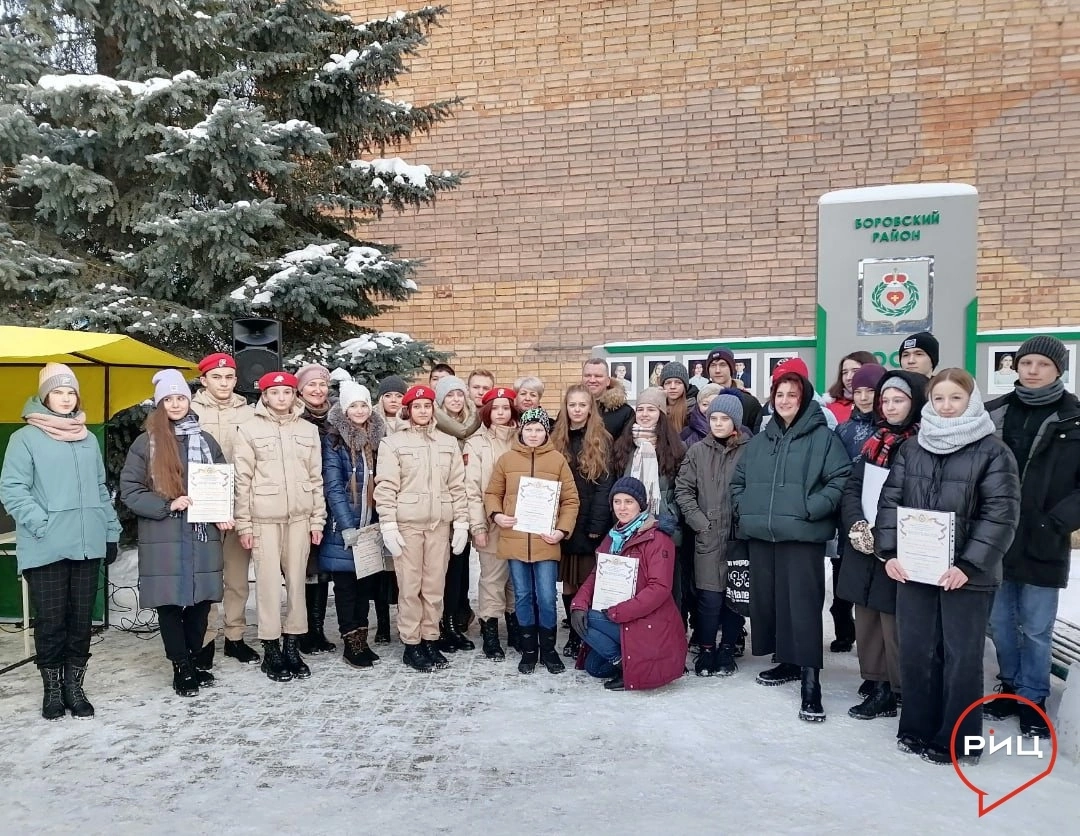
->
[120,370,229,696]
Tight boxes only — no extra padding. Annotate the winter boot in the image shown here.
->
[299,581,336,654]
[755,662,801,686]
[848,680,898,720]
[562,630,582,659]
[172,659,200,696]
[983,682,1018,720]
[446,616,475,651]
[735,628,746,658]
[437,618,460,653]
[403,643,434,672]
[374,576,392,644]
[797,667,826,722]
[695,645,717,677]
[422,639,451,669]
[505,611,523,653]
[224,638,261,665]
[458,606,476,633]
[858,679,874,699]
[517,629,539,674]
[282,634,312,679]
[1019,699,1050,739]
[194,668,215,687]
[194,640,215,671]
[62,663,95,718]
[343,629,374,669]
[480,617,505,661]
[357,627,379,663]
[715,644,738,677]
[39,666,66,720]
[260,639,293,682]
[538,628,565,674]
[896,734,925,756]
[604,661,625,691]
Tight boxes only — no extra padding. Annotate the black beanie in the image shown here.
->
[610,476,648,513]
[1015,336,1068,376]
[377,375,408,397]
[898,331,939,370]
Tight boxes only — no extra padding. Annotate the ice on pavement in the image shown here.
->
[1,551,1077,834]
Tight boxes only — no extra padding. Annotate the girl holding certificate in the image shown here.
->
[483,408,580,675]
[319,381,386,670]
[875,369,1020,765]
[120,369,228,697]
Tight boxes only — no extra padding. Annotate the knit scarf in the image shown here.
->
[25,407,88,442]
[174,413,214,542]
[1015,378,1065,407]
[861,422,919,468]
[917,390,996,455]
[629,423,662,516]
[608,511,650,555]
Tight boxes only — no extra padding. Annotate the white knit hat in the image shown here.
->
[339,380,372,411]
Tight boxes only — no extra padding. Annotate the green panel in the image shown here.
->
[815,305,828,391]
[604,337,816,354]
[965,299,978,374]
[976,330,1080,343]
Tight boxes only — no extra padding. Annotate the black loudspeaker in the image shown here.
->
[233,318,282,394]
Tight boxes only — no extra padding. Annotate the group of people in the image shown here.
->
[1,330,1074,768]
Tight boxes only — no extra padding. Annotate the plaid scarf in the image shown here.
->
[860,422,919,468]
[174,413,214,542]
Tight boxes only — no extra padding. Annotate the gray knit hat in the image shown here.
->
[38,363,80,401]
[707,393,744,428]
[636,386,668,414]
[377,375,408,397]
[434,374,468,406]
[659,361,689,388]
[697,382,723,403]
[1015,335,1068,376]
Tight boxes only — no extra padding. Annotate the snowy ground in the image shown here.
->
[1,552,1078,834]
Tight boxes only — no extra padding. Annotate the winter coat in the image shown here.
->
[733,388,763,434]
[986,390,1080,588]
[559,425,614,555]
[119,432,225,609]
[434,401,481,449]
[874,435,1020,592]
[674,429,750,592]
[0,399,121,573]
[837,458,899,612]
[483,438,581,562]
[761,393,840,431]
[618,439,685,548]
[301,404,332,437]
[190,390,254,462]
[680,406,710,447]
[571,516,688,690]
[836,407,876,461]
[319,406,386,574]
[374,424,469,530]
[464,423,516,555]
[731,399,851,543]
[233,400,326,536]
[596,383,635,440]
[825,396,855,425]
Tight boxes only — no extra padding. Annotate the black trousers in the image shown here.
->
[23,558,100,668]
[748,540,826,669]
[331,570,381,635]
[896,583,991,750]
[829,556,856,642]
[695,589,746,647]
[373,570,394,629]
[676,535,697,630]
[157,601,212,663]
[444,541,471,621]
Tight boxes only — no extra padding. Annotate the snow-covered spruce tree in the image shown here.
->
[0,0,458,381]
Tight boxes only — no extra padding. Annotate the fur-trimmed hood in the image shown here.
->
[596,382,628,412]
[326,402,386,452]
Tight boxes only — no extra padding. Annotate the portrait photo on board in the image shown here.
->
[608,358,637,399]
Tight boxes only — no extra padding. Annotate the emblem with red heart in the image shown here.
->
[883,272,909,307]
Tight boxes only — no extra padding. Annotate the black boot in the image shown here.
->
[62,663,95,718]
[194,640,215,671]
[505,611,522,653]
[343,629,374,669]
[983,682,1018,719]
[798,667,826,722]
[695,645,716,677]
[445,616,475,651]
[260,639,293,682]
[194,668,215,687]
[422,639,451,669]
[224,638,260,665]
[604,661,625,691]
[538,627,565,674]
[562,630,582,659]
[1019,699,1050,738]
[357,627,379,663]
[39,666,66,720]
[298,585,319,654]
[300,581,336,654]
[517,629,539,674]
[437,619,460,653]
[374,597,392,644]
[282,634,312,679]
[403,643,434,672]
[172,659,200,696]
[858,678,874,698]
[480,617,505,661]
[848,680,897,720]
[756,662,801,686]
[734,628,746,658]
[714,644,738,677]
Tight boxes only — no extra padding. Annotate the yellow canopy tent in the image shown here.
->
[0,326,199,422]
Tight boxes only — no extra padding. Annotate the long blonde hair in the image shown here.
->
[550,385,611,482]
[144,406,186,499]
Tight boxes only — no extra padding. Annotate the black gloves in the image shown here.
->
[570,609,587,639]
[105,542,118,566]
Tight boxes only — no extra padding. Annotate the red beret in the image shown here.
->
[481,386,517,405]
[771,357,809,384]
[402,385,436,406]
[198,353,236,373]
[258,371,298,391]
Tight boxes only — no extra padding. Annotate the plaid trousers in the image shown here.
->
[22,558,101,668]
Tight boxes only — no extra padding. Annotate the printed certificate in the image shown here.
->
[591,552,639,611]
[187,464,234,523]
[897,507,955,586]
[512,477,561,536]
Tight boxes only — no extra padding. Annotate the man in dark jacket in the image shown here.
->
[706,347,762,432]
[986,335,1080,737]
[582,358,634,439]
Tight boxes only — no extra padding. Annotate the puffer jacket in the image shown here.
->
[190,389,254,462]
[874,435,1020,592]
[483,438,581,562]
[559,425,614,555]
[374,423,469,529]
[233,400,326,536]
[596,383,635,440]
[680,406,710,446]
[319,406,386,574]
[674,428,750,592]
[836,407,876,461]
[0,398,121,572]
[463,423,516,552]
[987,390,1080,588]
[731,397,851,543]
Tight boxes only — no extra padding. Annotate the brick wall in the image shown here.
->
[342,0,1080,396]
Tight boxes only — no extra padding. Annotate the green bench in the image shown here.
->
[1052,618,1080,681]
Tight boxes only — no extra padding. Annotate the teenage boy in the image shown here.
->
[898,332,938,377]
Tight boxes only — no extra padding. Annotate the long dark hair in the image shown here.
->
[612,412,685,480]
[827,351,876,401]
[144,406,186,499]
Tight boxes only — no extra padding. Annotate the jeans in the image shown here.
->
[508,559,559,630]
[584,609,622,678]
[695,589,746,648]
[989,580,1060,701]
